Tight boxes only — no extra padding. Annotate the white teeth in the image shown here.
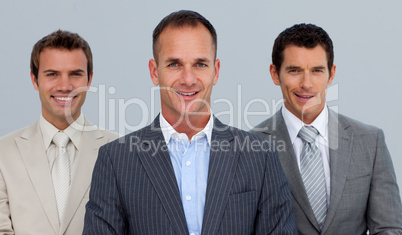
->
[54,97,73,101]
[177,91,196,96]
[298,95,313,98]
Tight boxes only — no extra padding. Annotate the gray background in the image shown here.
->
[1,1,401,195]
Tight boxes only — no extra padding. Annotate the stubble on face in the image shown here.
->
[149,24,220,137]
[271,45,335,124]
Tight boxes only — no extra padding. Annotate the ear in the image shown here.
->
[31,72,39,91]
[270,64,280,85]
[213,59,220,85]
[87,72,93,87]
[149,59,159,85]
[328,64,336,85]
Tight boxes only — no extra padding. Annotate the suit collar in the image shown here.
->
[138,115,189,234]
[17,121,60,234]
[201,118,238,235]
[60,118,109,234]
[321,109,353,233]
[265,111,321,230]
[139,115,238,235]
[18,119,110,234]
[265,109,355,233]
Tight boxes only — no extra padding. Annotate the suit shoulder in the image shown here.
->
[250,117,275,135]
[249,111,282,137]
[98,129,119,140]
[0,125,32,145]
[337,113,382,134]
[224,125,276,152]
[100,123,151,150]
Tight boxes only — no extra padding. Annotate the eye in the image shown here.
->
[313,69,324,73]
[168,63,179,67]
[288,69,299,74]
[71,72,84,77]
[196,63,207,68]
[46,72,57,77]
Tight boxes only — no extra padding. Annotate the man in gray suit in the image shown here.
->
[0,30,117,234]
[251,23,402,234]
[84,10,297,234]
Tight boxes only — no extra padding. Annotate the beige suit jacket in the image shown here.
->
[0,119,118,235]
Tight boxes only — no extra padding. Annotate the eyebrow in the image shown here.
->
[195,58,210,63]
[166,58,181,64]
[285,66,301,70]
[312,66,326,70]
[285,65,326,70]
[165,57,211,64]
[42,69,58,73]
[42,69,85,73]
[70,69,85,73]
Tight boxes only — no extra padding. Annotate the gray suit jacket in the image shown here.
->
[251,109,402,234]
[83,115,298,234]
[0,119,118,235]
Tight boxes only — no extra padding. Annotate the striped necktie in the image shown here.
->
[298,125,327,230]
[52,131,71,223]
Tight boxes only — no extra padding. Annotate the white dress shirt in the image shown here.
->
[39,113,85,177]
[281,106,331,206]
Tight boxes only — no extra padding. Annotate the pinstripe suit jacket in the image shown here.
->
[84,115,297,235]
[251,109,402,234]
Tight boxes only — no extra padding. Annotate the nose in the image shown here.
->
[56,74,73,91]
[180,66,197,86]
[300,71,312,89]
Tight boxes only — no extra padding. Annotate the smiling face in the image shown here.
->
[31,48,92,129]
[271,45,335,124]
[149,24,220,126]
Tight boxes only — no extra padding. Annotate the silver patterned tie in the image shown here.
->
[298,126,327,230]
[52,131,71,223]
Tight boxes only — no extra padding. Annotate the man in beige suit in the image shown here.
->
[0,30,117,235]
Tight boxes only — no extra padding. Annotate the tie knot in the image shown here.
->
[298,126,319,144]
[53,131,69,148]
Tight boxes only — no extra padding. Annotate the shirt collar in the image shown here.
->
[281,105,329,144]
[159,112,214,145]
[39,113,85,150]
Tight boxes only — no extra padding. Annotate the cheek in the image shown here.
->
[280,83,293,95]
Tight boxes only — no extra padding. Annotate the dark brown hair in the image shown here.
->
[272,23,334,75]
[30,29,93,80]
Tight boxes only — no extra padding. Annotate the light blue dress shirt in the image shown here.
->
[160,114,213,235]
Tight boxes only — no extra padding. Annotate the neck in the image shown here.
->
[43,113,80,131]
[301,115,315,125]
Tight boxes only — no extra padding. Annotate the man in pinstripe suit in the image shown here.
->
[84,10,297,235]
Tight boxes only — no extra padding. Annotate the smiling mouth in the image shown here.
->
[54,96,73,101]
[295,94,314,99]
[176,91,197,96]
[52,96,75,104]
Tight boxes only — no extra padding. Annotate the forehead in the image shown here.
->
[38,48,87,69]
[157,24,215,58]
[282,44,328,67]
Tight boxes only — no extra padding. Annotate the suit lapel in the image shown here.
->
[60,120,110,234]
[321,110,353,233]
[267,111,320,230]
[201,118,239,235]
[138,116,189,235]
[16,121,59,234]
